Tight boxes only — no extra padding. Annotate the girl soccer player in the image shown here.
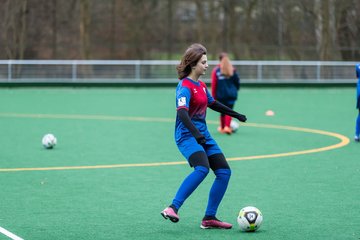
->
[161,43,247,229]
[211,52,241,134]
[355,64,360,142]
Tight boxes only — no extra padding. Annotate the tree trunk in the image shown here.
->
[195,0,205,44]
[3,0,28,60]
[80,0,91,59]
[166,0,173,59]
[52,0,57,58]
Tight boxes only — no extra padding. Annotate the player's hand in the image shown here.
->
[236,113,247,122]
[195,134,206,145]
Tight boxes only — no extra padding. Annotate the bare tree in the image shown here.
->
[2,0,28,59]
[206,1,222,59]
[194,0,205,44]
[79,0,91,59]
[166,0,173,59]
[0,0,359,60]
[240,0,259,59]
[314,0,340,60]
[338,0,360,59]
[51,0,58,58]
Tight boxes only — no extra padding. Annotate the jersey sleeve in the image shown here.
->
[176,84,191,111]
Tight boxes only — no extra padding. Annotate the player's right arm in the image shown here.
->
[176,83,206,144]
[177,109,206,144]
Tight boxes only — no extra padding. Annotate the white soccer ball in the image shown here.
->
[237,206,263,232]
[230,120,239,132]
[42,134,57,149]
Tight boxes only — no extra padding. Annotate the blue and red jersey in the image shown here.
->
[175,78,215,141]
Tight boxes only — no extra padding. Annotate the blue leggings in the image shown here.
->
[171,152,231,217]
[356,110,360,137]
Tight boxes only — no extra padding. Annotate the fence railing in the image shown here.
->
[0,60,357,84]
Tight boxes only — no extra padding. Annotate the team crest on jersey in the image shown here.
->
[178,97,186,106]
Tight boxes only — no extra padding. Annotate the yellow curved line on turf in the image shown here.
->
[224,122,350,162]
[0,113,350,172]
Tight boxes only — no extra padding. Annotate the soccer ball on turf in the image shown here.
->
[230,120,239,132]
[237,206,263,232]
[42,133,57,149]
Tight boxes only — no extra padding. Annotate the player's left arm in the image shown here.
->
[204,82,247,122]
[209,101,247,122]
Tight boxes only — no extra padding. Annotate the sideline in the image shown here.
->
[0,226,24,240]
[0,113,350,172]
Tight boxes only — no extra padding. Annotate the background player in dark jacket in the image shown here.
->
[355,64,360,142]
[161,43,247,229]
[211,53,240,134]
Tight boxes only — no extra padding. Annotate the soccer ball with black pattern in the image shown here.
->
[42,133,57,149]
[237,206,263,232]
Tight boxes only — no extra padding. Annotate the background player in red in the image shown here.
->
[211,52,240,134]
[161,43,247,229]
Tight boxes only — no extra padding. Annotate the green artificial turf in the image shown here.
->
[0,87,359,240]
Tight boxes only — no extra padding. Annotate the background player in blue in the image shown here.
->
[211,52,240,135]
[355,64,360,142]
[161,43,247,229]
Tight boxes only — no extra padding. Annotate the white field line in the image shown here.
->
[0,226,24,240]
